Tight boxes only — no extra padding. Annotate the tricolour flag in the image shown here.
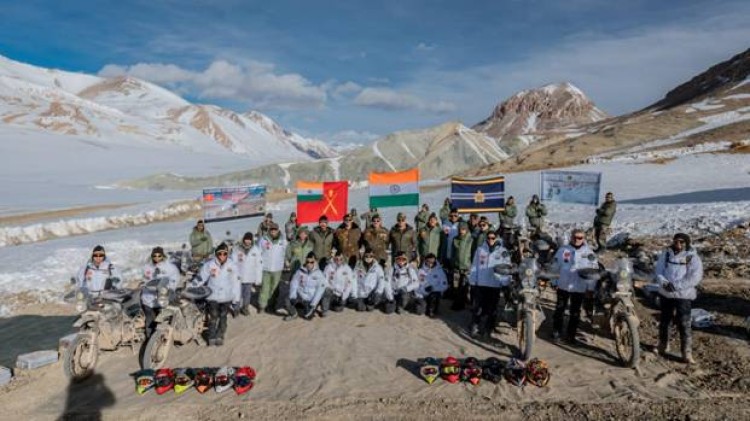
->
[297,181,348,224]
[369,168,420,209]
[450,176,505,213]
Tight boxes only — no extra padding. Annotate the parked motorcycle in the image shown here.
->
[495,257,546,360]
[578,258,641,368]
[63,284,145,381]
[140,283,211,370]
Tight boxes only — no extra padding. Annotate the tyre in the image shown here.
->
[518,311,535,360]
[614,314,640,368]
[63,333,98,382]
[141,329,172,370]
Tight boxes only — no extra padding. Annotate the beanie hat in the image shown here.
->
[242,232,254,242]
[92,245,105,256]
[151,246,164,256]
[215,242,229,255]
[673,232,691,250]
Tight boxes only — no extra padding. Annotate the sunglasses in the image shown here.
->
[151,254,163,258]
[92,253,105,258]
[487,236,497,240]
[574,236,585,241]
[373,219,381,223]
[217,251,228,256]
[674,239,686,244]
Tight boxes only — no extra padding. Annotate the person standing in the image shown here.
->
[525,195,547,236]
[468,232,511,337]
[258,223,287,313]
[451,222,473,311]
[285,227,314,275]
[362,214,390,267]
[141,247,180,335]
[309,215,335,269]
[551,228,598,344]
[389,212,417,263]
[360,207,378,230]
[334,214,362,266]
[350,208,362,230]
[195,243,241,346]
[472,217,492,257]
[417,213,442,262]
[285,212,299,243]
[257,212,275,238]
[498,196,518,248]
[415,204,430,232]
[232,232,263,315]
[189,220,213,262]
[439,198,452,225]
[655,233,703,364]
[593,192,617,253]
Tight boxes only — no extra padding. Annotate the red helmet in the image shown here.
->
[154,368,175,395]
[233,366,257,395]
[441,356,461,384]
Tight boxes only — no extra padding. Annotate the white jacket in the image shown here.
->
[356,262,385,299]
[289,265,326,306]
[76,259,122,294]
[259,236,287,272]
[324,262,358,301]
[417,263,449,298]
[232,244,263,285]
[469,242,512,288]
[553,243,599,293]
[655,247,703,300]
[195,257,241,304]
[141,260,181,308]
[391,263,420,294]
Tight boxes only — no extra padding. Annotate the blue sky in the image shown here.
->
[2,0,749,143]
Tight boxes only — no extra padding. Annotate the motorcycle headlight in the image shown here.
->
[75,292,87,313]
[524,268,534,278]
[157,287,169,307]
[616,271,632,292]
[522,276,538,289]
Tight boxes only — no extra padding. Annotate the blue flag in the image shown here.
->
[450,176,505,213]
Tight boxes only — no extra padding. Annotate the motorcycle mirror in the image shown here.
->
[181,243,187,250]
[69,277,76,285]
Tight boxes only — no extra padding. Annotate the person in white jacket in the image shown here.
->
[323,251,358,312]
[417,253,448,317]
[468,233,512,337]
[354,248,386,312]
[194,243,241,346]
[232,232,263,316]
[284,252,327,321]
[655,233,703,364]
[258,223,287,313]
[390,251,421,314]
[551,229,599,344]
[140,246,181,336]
[75,245,123,297]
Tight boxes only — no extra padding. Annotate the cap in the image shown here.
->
[297,226,309,235]
[458,221,469,230]
[268,222,280,230]
[265,212,273,218]
[397,212,406,221]
[92,245,105,254]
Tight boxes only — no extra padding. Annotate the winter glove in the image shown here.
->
[664,282,676,293]
[656,275,668,286]
[425,285,433,293]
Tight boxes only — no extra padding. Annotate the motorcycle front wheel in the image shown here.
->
[63,333,98,382]
[141,329,172,370]
[613,314,640,368]
[518,311,535,360]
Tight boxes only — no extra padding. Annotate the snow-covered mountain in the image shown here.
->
[0,55,336,161]
[473,82,608,153]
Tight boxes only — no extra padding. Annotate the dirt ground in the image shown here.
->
[0,228,748,420]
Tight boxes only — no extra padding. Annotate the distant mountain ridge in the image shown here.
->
[0,55,336,162]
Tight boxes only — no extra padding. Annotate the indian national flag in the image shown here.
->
[369,168,420,208]
[297,181,323,202]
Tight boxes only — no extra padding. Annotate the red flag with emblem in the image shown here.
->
[296,181,348,224]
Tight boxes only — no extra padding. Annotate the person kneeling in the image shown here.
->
[417,253,448,317]
[354,249,386,312]
[194,243,241,346]
[285,252,326,321]
[390,251,422,314]
[323,250,358,312]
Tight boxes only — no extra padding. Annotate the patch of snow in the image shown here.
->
[328,157,342,180]
[400,141,417,160]
[690,98,725,111]
[278,163,293,187]
[523,113,538,133]
[723,93,750,100]
[372,140,396,171]
[587,141,740,164]
[730,76,750,90]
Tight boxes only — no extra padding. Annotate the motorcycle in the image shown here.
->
[63,283,146,381]
[577,258,641,368]
[495,257,546,360]
[140,281,211,370]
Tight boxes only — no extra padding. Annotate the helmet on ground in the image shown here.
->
[460,357,482,385]
[214,366,235,393]
[419,357,440,385]
[440,356,461,384]
[526,358,550,387]
[154,368,175,395]
[233,366,256,395]
[135,369,156,395]
[481,357,505,384]
[173,368,195,394]
[504,358,527,387]
[195,368,214,394]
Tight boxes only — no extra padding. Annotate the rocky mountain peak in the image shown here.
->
[473,82,607,140]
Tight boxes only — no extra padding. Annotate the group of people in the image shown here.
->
[75,192,702,364]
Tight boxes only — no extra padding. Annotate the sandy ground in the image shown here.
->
[0,274,748,420]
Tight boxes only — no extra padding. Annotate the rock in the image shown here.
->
[0,366,11,386]
[15,350,58,370]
